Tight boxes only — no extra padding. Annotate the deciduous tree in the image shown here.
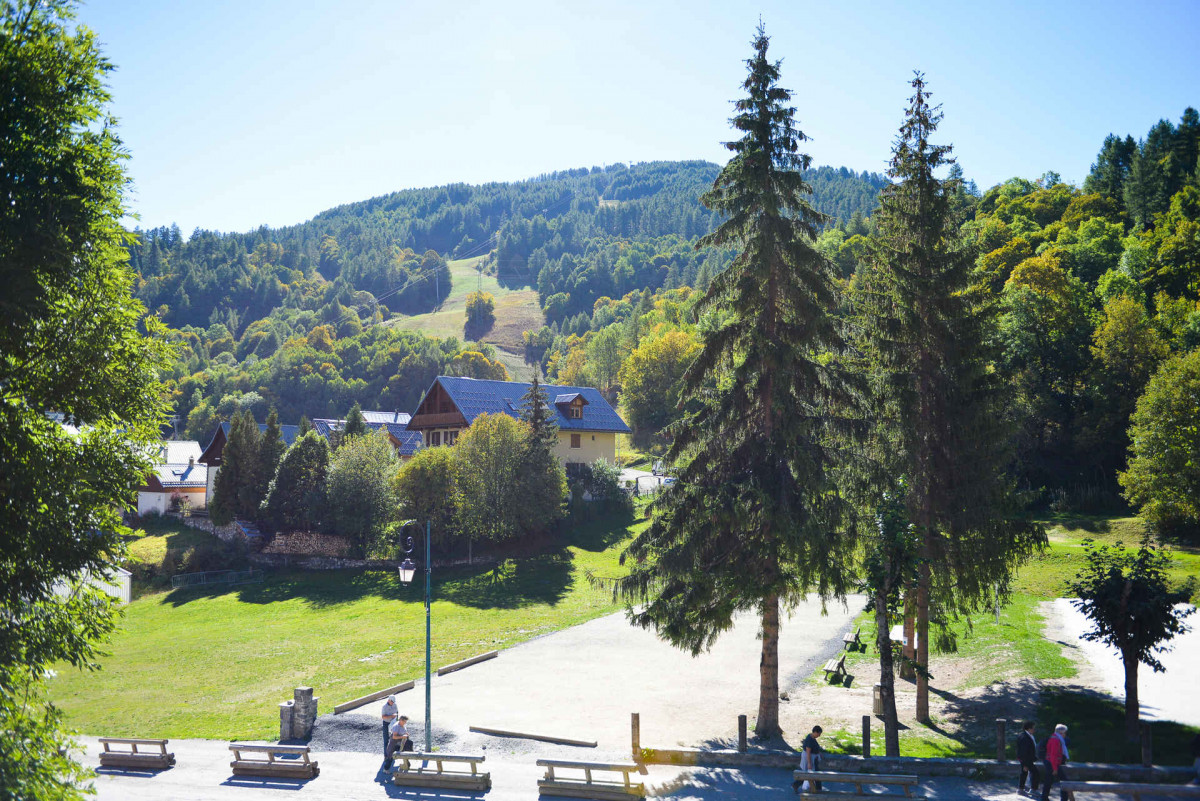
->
[1067,540,1195,738]
[261,431,329,533]
[325,429,399,554]
[0,1,170,795]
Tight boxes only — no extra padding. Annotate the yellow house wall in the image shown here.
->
[554,430,618,466]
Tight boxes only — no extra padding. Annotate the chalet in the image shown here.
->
[137,440,208,516]
[406,376,631,468]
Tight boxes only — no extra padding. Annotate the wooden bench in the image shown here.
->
[842,627,862,650]
[792,770,922,800]
[537,758,645,800]
[392,752,490,792]
[228,743,319,779]
[98,737,175,770]
[823,654,849,680]
[1061,781,1200,799]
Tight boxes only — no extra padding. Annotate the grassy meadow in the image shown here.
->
[51,507,644,740]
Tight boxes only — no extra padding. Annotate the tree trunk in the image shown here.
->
[756,593,781,738]
[1123,648,1140,741]
[900,590,915,679]
[915,549,931,724]
[875,590,901,756]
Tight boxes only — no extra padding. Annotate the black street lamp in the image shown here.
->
[396,520,431,752]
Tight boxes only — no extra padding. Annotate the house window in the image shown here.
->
[447,431,458,445]
[570,433,581,449]
[570,404,583,419]
[430,431,441,446]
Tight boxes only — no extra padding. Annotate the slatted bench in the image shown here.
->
[792,770,922,800]
[228,743,319,779]
[392,752,490,792]
[537,758,645,800]
[97,737,175,770]
[823,654,849,680]
[1061,781,1200,799]
[842,627,862,650]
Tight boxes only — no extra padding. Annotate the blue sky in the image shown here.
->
[76,0,1200,235]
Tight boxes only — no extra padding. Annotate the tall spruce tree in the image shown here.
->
[255,408,287,521]
[856,74,1044,724]
[615,25,857,738]
[343,402,368,440]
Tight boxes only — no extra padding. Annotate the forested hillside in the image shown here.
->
[134,160,887,436]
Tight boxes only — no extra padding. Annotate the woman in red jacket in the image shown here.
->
[1041,723,1070,801]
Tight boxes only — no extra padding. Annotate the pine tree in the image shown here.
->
[518,375,558,453]
[343,402,368,440]
[615,25,857,738]
[855,73,1044,724]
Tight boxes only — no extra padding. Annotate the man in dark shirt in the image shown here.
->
[791,725,824,794]
[1016,720,1041,795]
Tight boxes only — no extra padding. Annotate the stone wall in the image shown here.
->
[260,531,353,557]
[170,513,242,545]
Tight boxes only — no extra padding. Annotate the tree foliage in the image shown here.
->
[617,330,700,439]
[1067,539,1195,737]
[324,429,399,553]
[0,1,170,796]
[616,26,856,738]
[464,290,496,340]
[260,431,330,533]
[1120,349,1200,535]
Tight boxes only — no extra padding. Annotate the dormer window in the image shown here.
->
[569,403,583,419]
[555,392,588,420]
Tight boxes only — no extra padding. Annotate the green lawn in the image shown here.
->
[51,508,644,740]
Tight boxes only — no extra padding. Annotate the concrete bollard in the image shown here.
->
[631,712,640,755]
[1140,721,1152,767]
[279,700,294,741]
[738,715,747,753]
[862,715,871,759]
[996,719,1006,762]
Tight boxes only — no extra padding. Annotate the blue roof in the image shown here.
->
[429,376,631,434]
[384,426,423,456]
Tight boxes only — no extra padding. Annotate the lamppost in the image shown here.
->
[396,520,431,752]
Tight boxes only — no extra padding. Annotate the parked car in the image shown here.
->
[652,460,664,476]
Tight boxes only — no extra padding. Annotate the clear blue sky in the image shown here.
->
[76,0,1200,236]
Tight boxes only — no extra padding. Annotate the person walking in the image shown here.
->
[1041,723,1070,801]
[1017,720,1041,795]
[1190,732,1200,784]
[791,725,824,794]
[382,715,413,771]
[380,695,398,753]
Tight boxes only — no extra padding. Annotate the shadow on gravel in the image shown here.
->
[221,775,311,791]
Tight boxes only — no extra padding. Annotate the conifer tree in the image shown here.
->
[615,25,857,738]
[519,375,558,453]
[855,74,1043,724]
[210,410,260,525]
[255,408,287,521]
[343,402,368,440]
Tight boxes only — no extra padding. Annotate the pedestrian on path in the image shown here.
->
[382,715,413,771]
[380,695,397,753]
[791,725,824,794]
[1017,720,1041,795]
[1190,732,1200,784]
[1041,724,1071,801]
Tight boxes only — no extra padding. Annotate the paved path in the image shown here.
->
[79,736,1069,800]
[343,601,860,752]
[1050,599,1200,727]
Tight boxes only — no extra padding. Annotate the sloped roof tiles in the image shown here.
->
[429,376,630,434]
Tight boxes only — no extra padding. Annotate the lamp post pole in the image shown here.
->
[423,518,431,753]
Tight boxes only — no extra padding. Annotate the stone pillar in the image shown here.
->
[279,700,294,741]
[290,687,319,739]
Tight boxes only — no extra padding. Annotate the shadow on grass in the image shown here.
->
[1038,686,1200,765]
[563,506,637,553]
[163,552,574,611]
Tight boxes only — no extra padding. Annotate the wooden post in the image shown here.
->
[1140,721,1152,767]
[737,715,747,753]
[631,712,640,756]
[862,715,871,759]
[996,719,1006,762]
